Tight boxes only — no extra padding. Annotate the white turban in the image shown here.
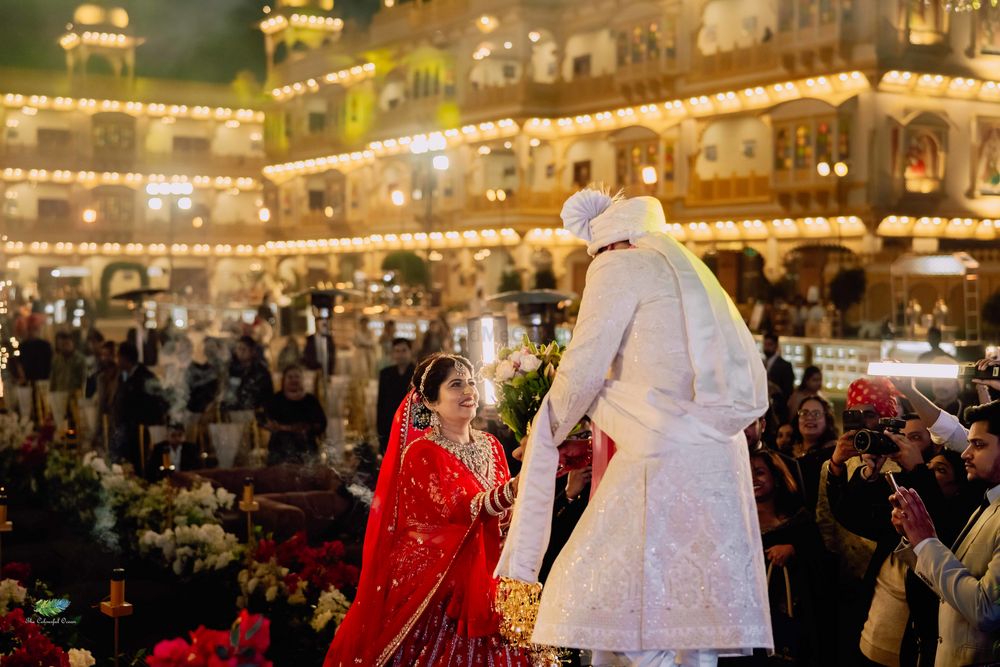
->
[560,188,666,256]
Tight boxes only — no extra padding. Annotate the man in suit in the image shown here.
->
[145,422,202,481]
[376,338,414,452]
[304,317,336,378]
[110,341,167,471]
[829,412,980,665]
[892,400,1000,667]
[763,332,795,423]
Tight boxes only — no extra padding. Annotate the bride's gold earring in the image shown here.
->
[430,411,441,429]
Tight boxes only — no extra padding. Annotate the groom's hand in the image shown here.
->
[512,436,528,461]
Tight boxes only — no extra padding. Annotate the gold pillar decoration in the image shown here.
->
[239,477,260,562]
[99,568,134,667]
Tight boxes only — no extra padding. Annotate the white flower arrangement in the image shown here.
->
[0,413,32,451]
[173,482,235,527]
[310,585,351,632]
[0,577,27,613]
[67,648,96,667]
[140,524,241,577]
[235,558,304,608]
[480,337,565,441]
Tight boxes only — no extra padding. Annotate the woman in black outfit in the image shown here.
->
[264,365,327,465]
[722,447,830,666]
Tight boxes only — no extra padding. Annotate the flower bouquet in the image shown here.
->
[481,336,591,474]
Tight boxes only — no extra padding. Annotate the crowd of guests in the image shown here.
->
[748,332,1000,666]
[9,312,456,480]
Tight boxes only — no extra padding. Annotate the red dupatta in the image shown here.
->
[324,390,509,667]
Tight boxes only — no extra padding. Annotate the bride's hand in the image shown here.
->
[512,436,529,461]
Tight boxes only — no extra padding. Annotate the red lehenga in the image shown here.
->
[324,390,533,667]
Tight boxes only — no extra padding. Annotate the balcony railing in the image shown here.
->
[0,145,265,177]
[616,55,678,80]
[686,172,771,206]
[689,38,779,81]
[464,190,572,215]
[1,215,270,244]
[370,0,470,43]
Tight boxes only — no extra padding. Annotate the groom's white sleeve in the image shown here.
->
[495,252,639,582]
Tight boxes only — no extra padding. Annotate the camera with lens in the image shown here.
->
[958,363,1000,385]
[842,408,870,433]
[854,418,907,456]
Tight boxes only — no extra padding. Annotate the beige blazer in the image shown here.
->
[897,498,1000,667]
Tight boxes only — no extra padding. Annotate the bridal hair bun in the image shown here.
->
[560,187,620,242]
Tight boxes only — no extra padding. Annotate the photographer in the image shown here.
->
[894,359,1000,455]
[828,411,978,665]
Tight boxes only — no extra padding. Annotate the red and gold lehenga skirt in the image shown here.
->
[388,595,532,667]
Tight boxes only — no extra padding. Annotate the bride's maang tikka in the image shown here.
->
[411,354,474,430]
[417,353,473,399]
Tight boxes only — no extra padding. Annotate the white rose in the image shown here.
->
[68,649,96,667]
[311,610,333,632]
[519,354,542,373]
[508,350,523,367]
[495,359,516,382]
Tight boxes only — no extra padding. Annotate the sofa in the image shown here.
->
[175,464,355,543]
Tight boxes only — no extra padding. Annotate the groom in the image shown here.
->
[495,189,772,667]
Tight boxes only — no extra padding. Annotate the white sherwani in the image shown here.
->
[496,235,773,657]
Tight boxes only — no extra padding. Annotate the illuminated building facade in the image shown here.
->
[2,0,1000,333]
[0,4,267,310]
[261,0,1000,332]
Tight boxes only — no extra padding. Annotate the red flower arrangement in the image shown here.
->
[0,608,69,667]
[147,610,271,667]
[1,562,31,586]
[255,532,359,596]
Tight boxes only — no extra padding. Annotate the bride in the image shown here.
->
[324,353,532,666]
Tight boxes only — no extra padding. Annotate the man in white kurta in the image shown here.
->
[495,191,773,667]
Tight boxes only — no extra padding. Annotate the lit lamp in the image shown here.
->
[159,449,175,476]
[867,362,958,379]
[0,487,11,570]
[100,568,133,667]
[641,166,658,188]
[239,477,259,552]
[467,315,509,406]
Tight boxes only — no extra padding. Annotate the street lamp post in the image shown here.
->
[146,182,194,291]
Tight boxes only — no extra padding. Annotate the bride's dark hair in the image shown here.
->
[412,353,474,403]
[409,354,474,429]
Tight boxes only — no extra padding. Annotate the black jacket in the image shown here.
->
[767,355,795,402]
[145,441,202,481]
[223,360,273,413]
[110,365,167,469]
[303,334,336,376]
[376,363,414,452]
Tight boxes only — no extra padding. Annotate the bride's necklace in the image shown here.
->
[427,426,495,489]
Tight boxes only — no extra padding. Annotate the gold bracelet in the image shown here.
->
[494,577,561,665]
[501,479,515,506]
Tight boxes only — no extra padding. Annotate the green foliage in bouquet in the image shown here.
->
[481,336,564,442]
[43,449,101,528]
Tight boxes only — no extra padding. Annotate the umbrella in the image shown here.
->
[487,289,577,304]
[296,287,366,299]
[110,288,167,302]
